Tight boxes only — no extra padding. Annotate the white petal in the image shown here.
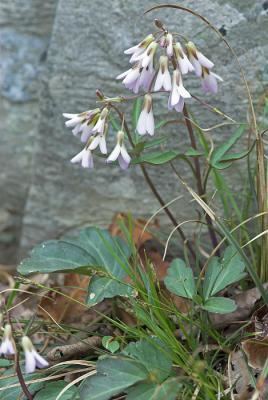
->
[116,69,131,80]
[146,110,155,136]
[107,144,121,162]
[65,116,82,128]
[120,145,131,166]
[6,340,15,355]
[33,350,49,369]
[124,45,139,55]
[99,136,107,154]
[174,97,185,112]
[211,72,223,82]
[190,56,202,77]
[171,86,180,107]
[202,74,218,94]
[118,154,130,170]
[154,70,164,91]
[163,70,172,91]
[72,123,82,136]
[81,125,93,143]
[179,57,194,75]
[178,84,191,99]
[123,68,140,85]
[70,149,84,164]
[62,113,78,119]
[136,110,147,135]
[89,136,100,150]
[25,350,36,374]
[197,51,214,69]
[82,149,93,168]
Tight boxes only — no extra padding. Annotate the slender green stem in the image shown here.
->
[183,105,220,255]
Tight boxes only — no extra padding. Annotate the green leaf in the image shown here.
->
[132,98,142,128]
[102,336,120,354]
[210,125,245,169]
[202,297,237,314]
[87,276,133,305]
[143,136,169,149]
[34,381,79,400]
[0,369,43,400]
[185,147,204,157]
[203,246,246,300]
[164,259,196,299]
[123,338,172,383]
[127,378,182,400]
[79,356,148,400]
[18,227,131,277]
[132,150,180,165]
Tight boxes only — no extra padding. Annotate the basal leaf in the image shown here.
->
[79,356,148,400]
[203,246,246,299]
[18,227,131,278]
[87,276,134,306]
[164,259,196,299]
[34,381,79,400]
[127,378,182,400]
[202,297,237,314]
[123,338,172,383]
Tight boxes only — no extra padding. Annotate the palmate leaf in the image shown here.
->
[18,227,131,276]
[17,227,132,305]
[164,259,196,299]
[202,297,237,314]
[123,338,172,382]
[203,245,246,300]
[126,378,182,400]
[87,276,134,306]
[79,356,148,400]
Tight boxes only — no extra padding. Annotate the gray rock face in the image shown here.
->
[0,1,267,261]
[0,0,58,263]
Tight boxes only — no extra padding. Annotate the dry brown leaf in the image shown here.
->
[242,338,268,369]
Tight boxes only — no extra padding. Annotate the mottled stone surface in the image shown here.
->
[0,0,58,263]
[1,1,267,260]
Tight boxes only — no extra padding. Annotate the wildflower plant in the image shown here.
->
[2,4,267,400]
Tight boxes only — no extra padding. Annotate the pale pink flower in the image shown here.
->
[186,41,214,77]
[201,68,223,94]
[71,147,94,168]
[0,324,15,356]
[168,69,191,112]
[107,131,131,170]
[173,42,194,75]
[22,336,48,374]
[92,108,109,135]
[63,109,100,143]
[89,133,107,155]
[117,63,154,93]
[137,94,154,136]
[136,41,158,70]
[124,34,155,63]
[154,56,171,92]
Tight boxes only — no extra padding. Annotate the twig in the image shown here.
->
[15,350,33,400]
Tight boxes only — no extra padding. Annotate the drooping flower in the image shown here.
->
[201,67,223,94]
[154,55,171,91]
[63,108,100,142]
[136,41,158,70]
[107,131,131,170]
[173,42,194,75]
[92,107,109,135]
[89,132,107,155]
[186,41,214,77]
[124,34,155,63]
[137,94,155,136]
[168,69,191,112]
[117,63,154,94]
[21,336,48,374]
[70,146,94,169]
[0,324,15,356]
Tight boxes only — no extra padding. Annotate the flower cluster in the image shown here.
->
[117,30,222,135]
[63,23,222,171]
[63,108,131,170]
[0,323,48,373]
